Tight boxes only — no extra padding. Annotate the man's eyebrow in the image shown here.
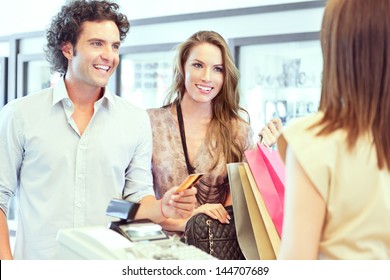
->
[87,38,104,42]
[87,38,121,45]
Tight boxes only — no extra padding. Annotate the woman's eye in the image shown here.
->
[215,66,224,73]
[192,63,202,68]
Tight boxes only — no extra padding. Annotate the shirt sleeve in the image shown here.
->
[0,103,24,214]
[122,111,155,202]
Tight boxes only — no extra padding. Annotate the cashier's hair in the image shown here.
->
[44,0,130,75]
[315,0,390,170]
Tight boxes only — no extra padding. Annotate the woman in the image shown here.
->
[279,0,390,259]
[147,30,282,232]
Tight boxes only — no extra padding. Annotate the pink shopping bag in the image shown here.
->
[257,143,285,208]
[244,145,286,237]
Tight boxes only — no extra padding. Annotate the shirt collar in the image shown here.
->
[102,86,116,107]
[51,77,116,108]
[52,77,69,106]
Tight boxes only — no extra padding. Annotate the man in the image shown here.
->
[0,0,196,259]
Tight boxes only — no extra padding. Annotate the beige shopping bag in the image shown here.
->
[227,162,260,260]
[240,163,281,259]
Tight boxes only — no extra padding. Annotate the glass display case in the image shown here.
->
[0,57,7,108]
[234,32,322,135]
[17,53,61,98]
[119,43,177,109]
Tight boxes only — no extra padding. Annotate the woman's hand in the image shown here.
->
[161,186,197,219]
[258,118,283,147]
[192,203,231,224]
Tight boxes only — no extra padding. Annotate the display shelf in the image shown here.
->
[119,43,178,109]
[230,32,322,133]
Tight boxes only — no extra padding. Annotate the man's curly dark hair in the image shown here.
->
[45,0,130,75]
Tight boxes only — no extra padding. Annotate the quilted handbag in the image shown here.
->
[182,205,245,260]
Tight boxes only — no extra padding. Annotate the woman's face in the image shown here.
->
[183,42,224,104]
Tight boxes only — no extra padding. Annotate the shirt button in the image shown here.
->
[78,174,84,179]
[66,100,72,107]
[76,202,82,208]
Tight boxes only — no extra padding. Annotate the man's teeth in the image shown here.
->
[94,65,110,71]
[197,85,212,91]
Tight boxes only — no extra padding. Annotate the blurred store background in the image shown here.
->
[0,0,326,252]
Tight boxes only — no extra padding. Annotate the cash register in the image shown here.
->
[56,199,216,260]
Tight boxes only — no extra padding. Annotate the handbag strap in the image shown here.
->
[177,102,229,205]
[176,102,196,174]
[206,220,214,256]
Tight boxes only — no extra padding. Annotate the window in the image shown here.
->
[232,32,322,138]
[119,43,177,109]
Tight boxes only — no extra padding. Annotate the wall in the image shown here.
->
[0,0,326,108]
[0,0,319,37]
